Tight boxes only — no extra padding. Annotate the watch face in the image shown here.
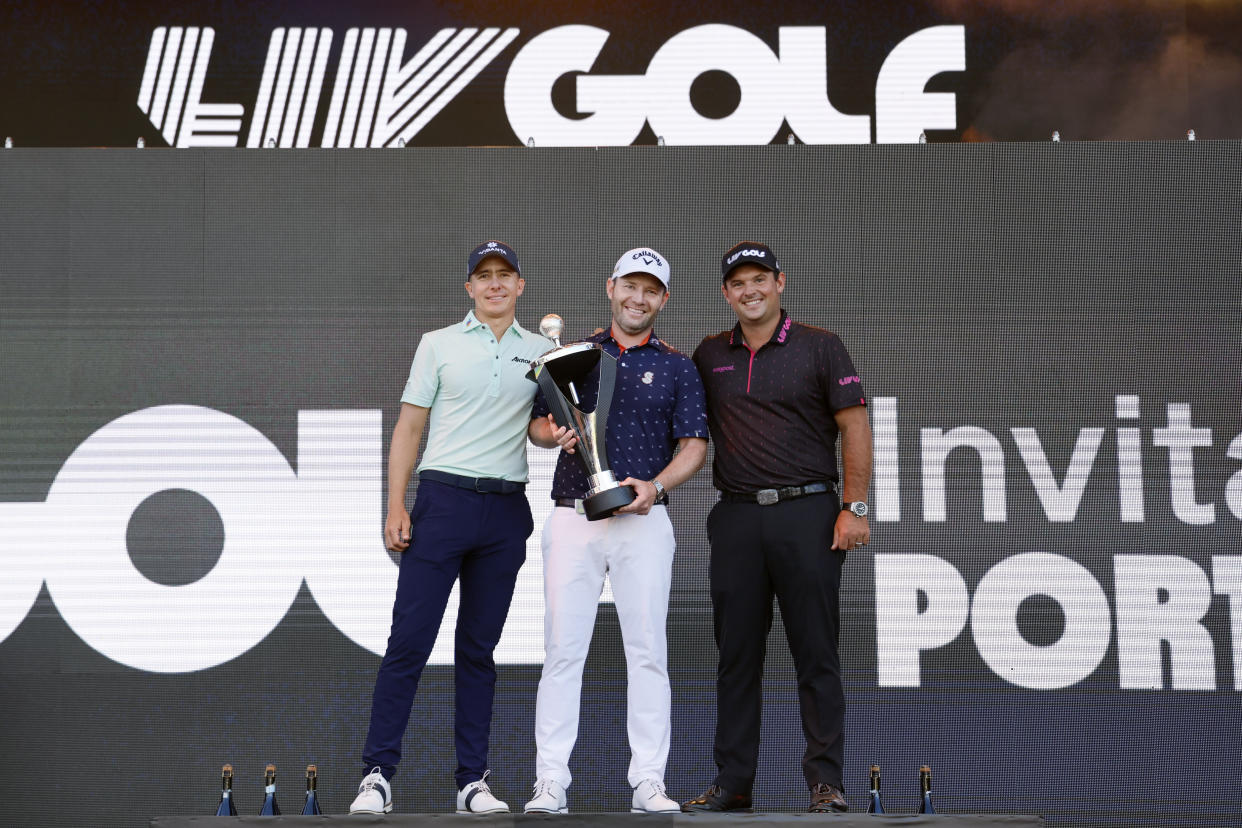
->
[849,502,869,517]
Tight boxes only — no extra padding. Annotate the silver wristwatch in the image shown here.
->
[652,479,666,499]
[842,501,869,518]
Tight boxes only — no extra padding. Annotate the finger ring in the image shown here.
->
[854,542,863,548]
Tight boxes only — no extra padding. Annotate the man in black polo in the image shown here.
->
[683,241,872,814]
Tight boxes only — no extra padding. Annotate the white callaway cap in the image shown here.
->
[611,246,670,290]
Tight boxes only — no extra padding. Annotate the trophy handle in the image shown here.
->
[536,369,577,433]
[593,353,617,433]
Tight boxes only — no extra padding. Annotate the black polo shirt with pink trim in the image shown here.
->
[692,310,866,494]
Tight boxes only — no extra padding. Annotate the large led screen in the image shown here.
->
[1,143,1239,826]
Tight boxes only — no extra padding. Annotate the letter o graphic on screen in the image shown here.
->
[970,551,1111,690]
[645,24,784,145]
[41,405,303,673]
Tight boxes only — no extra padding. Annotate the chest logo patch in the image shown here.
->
[642,371,655,385]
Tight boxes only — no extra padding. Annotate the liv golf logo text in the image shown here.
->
[137,24,965,147]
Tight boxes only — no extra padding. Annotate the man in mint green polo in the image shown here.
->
[351,240,569,816]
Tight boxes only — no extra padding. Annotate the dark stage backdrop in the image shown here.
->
[1,144,1240,828]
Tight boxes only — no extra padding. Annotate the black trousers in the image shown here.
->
[707,492,846,794]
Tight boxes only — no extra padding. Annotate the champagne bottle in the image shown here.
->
[215,764,238,816]
[302,764,323,816]
[259,764,281,816]
[918,765,936,814]
[867,764,884,814]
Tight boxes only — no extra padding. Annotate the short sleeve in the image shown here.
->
[400,334,439,406]
[823,333,866,412]
[673,355,709,439]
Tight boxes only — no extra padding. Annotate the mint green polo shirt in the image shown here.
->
[401,310,552,482]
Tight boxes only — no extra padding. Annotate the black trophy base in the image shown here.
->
[584,484,636,521]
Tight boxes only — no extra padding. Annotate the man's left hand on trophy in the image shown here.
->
[543,413,577,454]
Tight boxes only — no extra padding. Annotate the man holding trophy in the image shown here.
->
[524,247,708,814]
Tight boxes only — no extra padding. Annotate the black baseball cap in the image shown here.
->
[720,241,780,281]
[468,240,521,277]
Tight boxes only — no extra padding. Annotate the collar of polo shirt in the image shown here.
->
[728,309,794,348]
[598,326,668,352]
[463,310,523,337]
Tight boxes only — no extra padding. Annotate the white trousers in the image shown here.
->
[534,504,676,789]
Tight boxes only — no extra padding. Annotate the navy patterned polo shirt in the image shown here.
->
[692,310,866,494]
[533,327,708,501]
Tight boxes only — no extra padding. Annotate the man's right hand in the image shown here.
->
[385,507,412,552]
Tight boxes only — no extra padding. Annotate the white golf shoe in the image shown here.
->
[456,770,509,814]
[349,767,393,815]
[524,778,568,814]
[632,778,680,814]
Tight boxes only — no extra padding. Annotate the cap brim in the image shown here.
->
[471,253,520,275]
[612,263,669,287]
[722,256,778,280]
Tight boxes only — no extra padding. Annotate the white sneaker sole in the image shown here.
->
[349,804,393,815]
[525,807,569,814]
[456,808,509,814]
[631,808,680,814]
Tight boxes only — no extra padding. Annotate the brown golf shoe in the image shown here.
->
[681,784,753,813]
[808,782,848,813]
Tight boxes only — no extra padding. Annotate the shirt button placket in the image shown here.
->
[487,334,501,396]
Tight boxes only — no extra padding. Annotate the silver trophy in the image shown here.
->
[528,313,635,521]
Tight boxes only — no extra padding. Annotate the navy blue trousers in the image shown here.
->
[362,479,532,789]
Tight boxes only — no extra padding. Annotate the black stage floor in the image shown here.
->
[152,814,1043,826]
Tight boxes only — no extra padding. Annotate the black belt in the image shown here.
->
[420,469,525,494]
[554,493,668,510]
[720,482,835,506]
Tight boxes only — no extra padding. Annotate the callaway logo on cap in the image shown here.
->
[468,240,521,277]
[721,241,780,281]
[611,246,670,290]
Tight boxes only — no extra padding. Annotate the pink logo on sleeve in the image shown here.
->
[838,375,860,386]
[713,365,735,373]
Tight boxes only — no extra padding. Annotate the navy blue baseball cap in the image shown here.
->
[721,241,780,281]
[468,240,521,277]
